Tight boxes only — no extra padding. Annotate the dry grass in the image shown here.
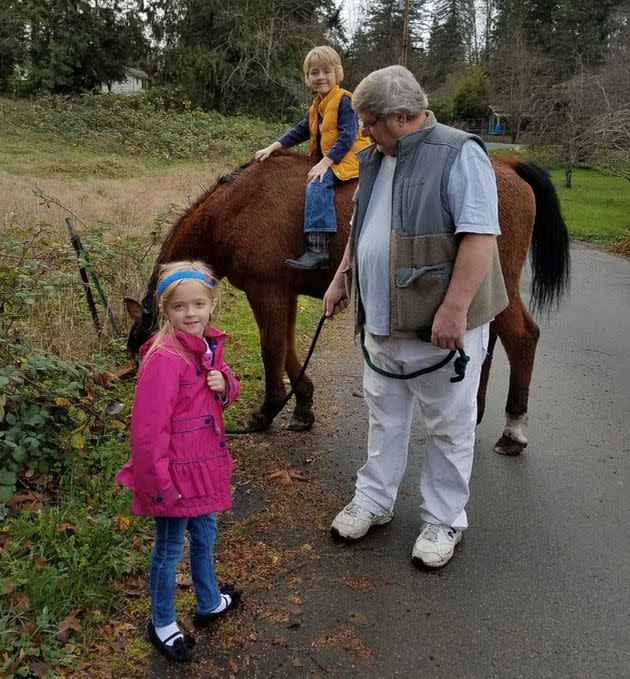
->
[1,162,236,362]
[611,231,630,257]
[0,164,226,238]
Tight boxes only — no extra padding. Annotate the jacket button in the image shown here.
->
[154,496,163,504]
[196,370,201,376]
[214,394,220,401]
[204,417,211,424]
[219,440,225,448]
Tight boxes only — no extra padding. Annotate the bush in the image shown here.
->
[452,67,490,121]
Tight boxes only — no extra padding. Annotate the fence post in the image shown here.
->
[65,217,102,336]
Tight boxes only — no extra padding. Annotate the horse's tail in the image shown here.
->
[513,158,571,314]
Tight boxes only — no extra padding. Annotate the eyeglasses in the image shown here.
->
[359,116,381,135]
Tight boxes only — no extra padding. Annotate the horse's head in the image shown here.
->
[124,296,157,361]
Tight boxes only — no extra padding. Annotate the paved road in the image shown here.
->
[299,242,630,678]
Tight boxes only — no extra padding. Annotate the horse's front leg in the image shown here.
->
[245,289,289,430]
[284,295,315,432]
[493,300,540,455]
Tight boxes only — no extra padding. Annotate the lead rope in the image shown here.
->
[225,314,329,435]
[225,314,469,437]
[360,328,470,383]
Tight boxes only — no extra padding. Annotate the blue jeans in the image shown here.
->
[149,514,221,627]
[304,168,338,233]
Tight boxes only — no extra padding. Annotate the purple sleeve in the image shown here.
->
[327,96,359,164]
[278,113,310,148]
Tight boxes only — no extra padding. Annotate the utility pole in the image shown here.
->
[401,0,410,67]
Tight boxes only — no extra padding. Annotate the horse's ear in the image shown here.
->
[124,297,146,321]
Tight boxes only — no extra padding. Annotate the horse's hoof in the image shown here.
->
[247,410,272,432]
[286,413,314,432]
[494,435,527,456]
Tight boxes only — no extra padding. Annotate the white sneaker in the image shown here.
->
[411,523,463,569]
[330,500,393,541]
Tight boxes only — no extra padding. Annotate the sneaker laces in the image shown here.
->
[421,523,451,543]
[344,501,371,518]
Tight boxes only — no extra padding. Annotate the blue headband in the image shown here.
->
[157,270,216,297]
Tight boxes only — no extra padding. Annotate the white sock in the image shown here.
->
[209,593,231,614]
[155,621,183,646]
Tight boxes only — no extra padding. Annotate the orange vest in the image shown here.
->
[308,85,371,181]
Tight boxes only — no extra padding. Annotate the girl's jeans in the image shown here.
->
[150,514,221,627]
[304,168,338,233]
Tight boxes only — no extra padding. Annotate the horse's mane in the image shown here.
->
[144,150,315,302]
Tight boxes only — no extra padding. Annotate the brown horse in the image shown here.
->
[127,149,570,455]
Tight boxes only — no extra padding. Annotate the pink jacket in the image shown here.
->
[116,327,240,517]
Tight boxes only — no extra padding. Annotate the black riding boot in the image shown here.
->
[285,232,330,271]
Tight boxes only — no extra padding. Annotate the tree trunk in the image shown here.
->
[564,164,572,189]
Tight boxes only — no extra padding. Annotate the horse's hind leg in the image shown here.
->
[477,322,498,425]
[493,299,540,456]
[284,295,315,432]
[245,288,290,430]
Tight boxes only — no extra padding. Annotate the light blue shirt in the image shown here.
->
[357,140,500,336]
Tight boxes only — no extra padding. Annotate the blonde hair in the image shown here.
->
[303,46,343,86]
[141,260,219,368]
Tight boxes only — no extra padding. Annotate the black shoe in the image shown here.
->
[193,585,243,628]
[147,621,196,663]
[284,250,329,271]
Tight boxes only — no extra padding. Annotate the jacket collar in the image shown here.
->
[395,110,437,156]
[315,85,342,114]
[141,326,228,358]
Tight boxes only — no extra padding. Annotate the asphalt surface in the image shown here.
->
[286,242,630,678]
[144,243,629,678]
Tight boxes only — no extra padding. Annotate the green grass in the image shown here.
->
[218,282,323,430]
[0,95,286,179]
[549,168,630,245]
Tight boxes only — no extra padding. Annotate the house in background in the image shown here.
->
[102,67,148,94]
[486,104,533,137]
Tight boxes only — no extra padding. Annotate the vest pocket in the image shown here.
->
[393,262,452,333]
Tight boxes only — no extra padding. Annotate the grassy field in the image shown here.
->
[0,95,628,676]
[549,169,630,245]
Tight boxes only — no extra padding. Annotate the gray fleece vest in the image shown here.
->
[347,115,508,337]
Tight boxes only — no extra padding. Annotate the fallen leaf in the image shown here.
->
[92,371,117,389]
[29,661,52,677]
[114,514,131,533]
[267,469,308,485]
[286,602,302,616]
[290,656,303,668]
[8,591,30,614]
[352,387,364,398]
[57,609,82,642]
[6,491,43,510]
[175,573,193,588]
[56,522,78,534]
[105,401,124,416]
[228,657,239,673]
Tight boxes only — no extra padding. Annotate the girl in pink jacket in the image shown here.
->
[117,260,241,664]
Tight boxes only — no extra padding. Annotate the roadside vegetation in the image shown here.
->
[1,94,629,677]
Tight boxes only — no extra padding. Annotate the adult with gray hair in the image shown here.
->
[323,65,508,569]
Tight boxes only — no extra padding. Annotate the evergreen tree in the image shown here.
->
[0,1,26,90]
[146,0,345,115]
[424,0,476,90]
[20,0,148,94]
[344,0,427,88]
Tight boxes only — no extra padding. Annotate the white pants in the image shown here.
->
[355,324,489,531]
